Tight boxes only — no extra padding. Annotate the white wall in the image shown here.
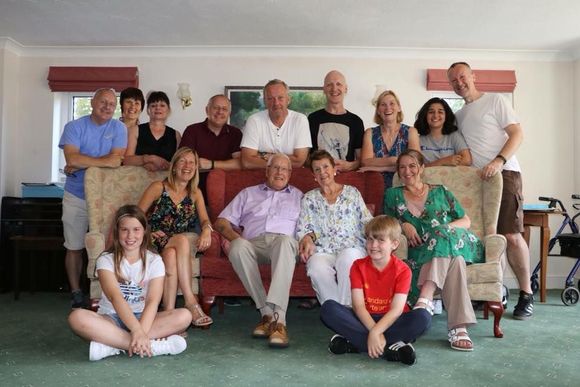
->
[1,46,578,288]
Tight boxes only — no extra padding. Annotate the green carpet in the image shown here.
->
[1,291,579,386]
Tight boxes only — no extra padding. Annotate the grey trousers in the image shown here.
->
[418,256,476,329]
[228,233,298,312]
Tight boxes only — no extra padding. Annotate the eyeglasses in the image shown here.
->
[268,165,290,173]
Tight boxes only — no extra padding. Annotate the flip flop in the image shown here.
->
[186,303,213,327]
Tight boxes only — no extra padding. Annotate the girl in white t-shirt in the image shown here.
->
[68,205,192,361]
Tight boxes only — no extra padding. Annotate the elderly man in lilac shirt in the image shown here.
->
[215,153,302,349]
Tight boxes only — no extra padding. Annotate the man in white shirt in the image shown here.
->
[447,62,533,320]
[241,79,311,169]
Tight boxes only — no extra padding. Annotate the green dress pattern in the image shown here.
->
[383,185,483,300]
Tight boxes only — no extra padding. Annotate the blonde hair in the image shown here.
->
[364,215,402,242]
[374,90,404,125]
[263,79,290,95]
[167,147,199,194]
[106,205,151,283]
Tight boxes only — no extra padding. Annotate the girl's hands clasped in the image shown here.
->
[129,329,152,358]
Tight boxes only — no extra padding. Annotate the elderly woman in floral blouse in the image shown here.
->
[297,150,372,307]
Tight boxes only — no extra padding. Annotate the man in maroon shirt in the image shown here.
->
[180,94,243,198]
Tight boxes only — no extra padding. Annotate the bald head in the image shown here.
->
[91,88,117,125]
[323,70,347,110]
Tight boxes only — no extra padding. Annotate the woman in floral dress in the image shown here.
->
[138,147,213,327]
[384,149,482,351]
[297,150,373,307]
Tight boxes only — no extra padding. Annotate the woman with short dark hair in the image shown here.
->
[124,91,180,171]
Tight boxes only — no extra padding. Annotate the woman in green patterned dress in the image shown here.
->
[384,149,483,351]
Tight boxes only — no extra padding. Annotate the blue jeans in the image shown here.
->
[320,300,431,353]
[107,312,143,331]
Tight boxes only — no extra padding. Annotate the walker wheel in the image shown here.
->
[531,278,539,294]
[561,287,580,306]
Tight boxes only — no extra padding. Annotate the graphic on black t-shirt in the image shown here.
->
[318,123,350,160]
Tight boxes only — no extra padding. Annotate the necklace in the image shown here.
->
[404,183,428,198]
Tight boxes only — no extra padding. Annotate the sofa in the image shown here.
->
[393,166,507,338]
[200,168,385,314]
[84,166,201,308]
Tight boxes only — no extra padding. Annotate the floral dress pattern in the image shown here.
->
[296,185,373,254]
[370,123,410,188]
[147,182,198,252]
[384,185,483,300]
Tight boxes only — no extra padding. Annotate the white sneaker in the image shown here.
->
[433,299,443,315]
[150,335,187,357]
[89,341,122,361]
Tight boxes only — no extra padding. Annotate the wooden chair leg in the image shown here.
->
[201,295,215,316]
[484,301,504,338]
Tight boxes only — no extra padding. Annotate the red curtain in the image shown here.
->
[426,69,516,92]
[47,66,139,92]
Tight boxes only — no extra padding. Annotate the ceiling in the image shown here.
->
[1,0,580,56]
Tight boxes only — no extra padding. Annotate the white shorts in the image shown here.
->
[62,191,88,250]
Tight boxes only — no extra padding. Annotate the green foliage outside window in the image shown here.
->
[72,96,122,120]
[227,88,326,129]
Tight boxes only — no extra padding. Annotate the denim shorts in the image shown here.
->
[107,312,143,331]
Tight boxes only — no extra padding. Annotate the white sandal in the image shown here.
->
[413,297,434,316]
[448,327,474,352]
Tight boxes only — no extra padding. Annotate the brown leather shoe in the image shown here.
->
[268,322,289,348]
[252,315,273,338]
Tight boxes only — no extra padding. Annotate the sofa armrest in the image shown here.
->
[85,231,106,281]
[483,234,507,263]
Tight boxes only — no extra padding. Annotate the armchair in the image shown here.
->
[84,166,200,308]
[393,166,506,338]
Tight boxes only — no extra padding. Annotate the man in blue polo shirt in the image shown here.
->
[59,88,127,308]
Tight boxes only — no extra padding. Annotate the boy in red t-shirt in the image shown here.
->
[320,215,431,365]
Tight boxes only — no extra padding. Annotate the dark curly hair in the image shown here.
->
[414,97,458,136]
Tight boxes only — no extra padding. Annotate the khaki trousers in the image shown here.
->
[418,256,476,329]
[228,233,298,312]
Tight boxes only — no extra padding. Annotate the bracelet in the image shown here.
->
[203,223,214,232]
[496,154,507,164]
[211,160,215,170]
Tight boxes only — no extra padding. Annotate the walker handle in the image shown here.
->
[539,196,556,202]
[538,196,559,209]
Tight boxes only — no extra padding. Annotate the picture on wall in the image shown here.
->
[225,86,326,129]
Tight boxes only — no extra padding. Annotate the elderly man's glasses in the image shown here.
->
[268,165,290,173]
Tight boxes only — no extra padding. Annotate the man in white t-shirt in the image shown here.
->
[240,79,311,169]
[447,62,533,320]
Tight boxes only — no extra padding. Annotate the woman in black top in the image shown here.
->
[124,91,181,171]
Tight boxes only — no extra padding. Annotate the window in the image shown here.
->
[431,91,514,113]
[51,93,121,182]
